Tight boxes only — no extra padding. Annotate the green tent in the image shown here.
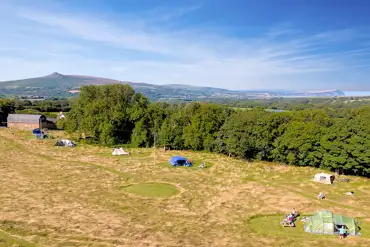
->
[304,210,360,236]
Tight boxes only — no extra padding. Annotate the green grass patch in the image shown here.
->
[122,182,179,198]
[248,215,323,238]
[248,214,370,239]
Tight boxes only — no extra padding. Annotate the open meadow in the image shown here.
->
[1,129,370,247]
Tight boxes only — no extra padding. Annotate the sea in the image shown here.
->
[343,91,370,97]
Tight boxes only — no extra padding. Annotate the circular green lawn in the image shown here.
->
[122,182,179,198]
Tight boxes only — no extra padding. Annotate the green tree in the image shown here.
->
[131,119,149,147]
[272,121,324,167]
[321,107,370,175]
[61,84,148,145]
[0,99,15,124]
[183,104,231,151]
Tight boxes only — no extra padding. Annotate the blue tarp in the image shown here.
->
[169,156,192,167]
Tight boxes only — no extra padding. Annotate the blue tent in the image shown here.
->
[32,128,42,134]
[169,156,193,167]
[32,128,45,139]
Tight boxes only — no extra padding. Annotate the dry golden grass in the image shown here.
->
[1,129,370,247]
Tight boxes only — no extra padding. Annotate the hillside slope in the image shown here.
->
[0,72,345,99]
[0,129,369,247]
[0,72,120,89]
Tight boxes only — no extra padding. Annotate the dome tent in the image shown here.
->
[304,210,360,236]
[169,156,192,167]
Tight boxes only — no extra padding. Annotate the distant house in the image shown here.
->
[59,111,65,119]
[7,114,56,130]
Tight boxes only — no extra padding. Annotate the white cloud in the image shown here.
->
[0,1,369,90]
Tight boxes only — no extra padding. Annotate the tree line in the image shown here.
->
[1,85,369,176]
[224,96,370,110]
[0,98,71,122]
[53,84,370,177]
[0,99,70,113]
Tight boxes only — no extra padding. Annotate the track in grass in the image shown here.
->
[121,182,180,198]
[0,229,39,247]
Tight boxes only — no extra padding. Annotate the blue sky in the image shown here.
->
[1,0,370,90]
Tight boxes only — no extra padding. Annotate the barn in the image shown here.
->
[7,114,56,130]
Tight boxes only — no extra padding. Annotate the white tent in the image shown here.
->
[112,148,130,156]
[313,173,335,184]
[56,139,76,147]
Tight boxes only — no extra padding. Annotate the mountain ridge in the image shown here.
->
[0,73,346,99]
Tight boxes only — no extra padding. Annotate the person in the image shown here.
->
[318,192,325,200]
[339,226,346,239]
[292,208,297,217]
[288,214,295,227]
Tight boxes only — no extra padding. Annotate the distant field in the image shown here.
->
[15,109,60,118]
[1,129,370,247]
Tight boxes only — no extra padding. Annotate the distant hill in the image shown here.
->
[0,72,346,100]
[0,72,120,89]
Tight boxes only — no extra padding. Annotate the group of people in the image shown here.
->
[316,193,348,239]
[284,208,297,226]
[287,207,347,239]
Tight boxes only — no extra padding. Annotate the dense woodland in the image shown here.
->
[216,96,370,110]
[1,84,370,176]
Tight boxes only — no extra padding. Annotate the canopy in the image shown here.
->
[304,210,360,236]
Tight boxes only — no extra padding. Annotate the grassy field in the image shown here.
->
[1,129,370,246]
[122,183,180,198]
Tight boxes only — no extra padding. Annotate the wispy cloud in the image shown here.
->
[142,4,203,22]
[0,1,369,90]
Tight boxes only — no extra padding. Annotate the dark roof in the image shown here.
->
[7,114,45,124]
[47,118,57,123]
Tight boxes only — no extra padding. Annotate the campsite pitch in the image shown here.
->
[1,129,370,247]
[158,159,213,169]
